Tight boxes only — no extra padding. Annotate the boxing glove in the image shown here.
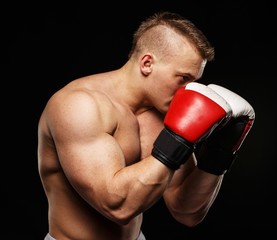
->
[196,84,255,175]
[151,82,232,170]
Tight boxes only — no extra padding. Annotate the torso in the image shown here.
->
[38,72,164,240]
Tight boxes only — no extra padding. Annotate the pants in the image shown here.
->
[137,231,146,240]
[44,231,146,240]
[44,233,55,240]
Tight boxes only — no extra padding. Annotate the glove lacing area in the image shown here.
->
[195,116,251,175]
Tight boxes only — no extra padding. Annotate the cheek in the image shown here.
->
[151,68,178,96]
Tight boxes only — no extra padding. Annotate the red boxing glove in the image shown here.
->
[196,84,255,175]
[152,82,232,170]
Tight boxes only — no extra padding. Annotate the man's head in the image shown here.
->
[127,11,215,114]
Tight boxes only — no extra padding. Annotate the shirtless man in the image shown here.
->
[38,11,254,240]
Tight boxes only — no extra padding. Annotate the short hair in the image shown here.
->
[128,11,215,61]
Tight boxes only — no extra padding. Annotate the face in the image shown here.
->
[148,44,206,114]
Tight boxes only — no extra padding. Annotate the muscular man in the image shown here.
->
[38,11,254,240]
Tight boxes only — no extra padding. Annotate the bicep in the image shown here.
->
[59,132,126,204]
[47,91,125,206]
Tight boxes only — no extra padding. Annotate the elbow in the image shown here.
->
[95,192,133,225]
[173,213,205,228]
[105,208,136,225]
[111,211,133,225]
[168,207,207,228]
[101,199,137,225]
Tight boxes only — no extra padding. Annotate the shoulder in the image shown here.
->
[42,84,119,135]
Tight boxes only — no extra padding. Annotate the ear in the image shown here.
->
[140,53,153,76]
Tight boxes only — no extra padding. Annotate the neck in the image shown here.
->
[112,63,153,114]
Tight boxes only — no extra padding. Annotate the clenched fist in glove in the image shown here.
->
[196,84,255,175]
[152,82,232,170]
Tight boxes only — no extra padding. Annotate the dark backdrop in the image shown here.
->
[3,1,276,239]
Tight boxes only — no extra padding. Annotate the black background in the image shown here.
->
[3,1,276,239]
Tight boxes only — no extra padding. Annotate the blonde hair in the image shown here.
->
[128,11,215,61]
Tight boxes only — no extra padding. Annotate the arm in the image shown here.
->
[163,84,255,227]
[46,90,174,225]
[150,82,232,226]
[163,155,223,227]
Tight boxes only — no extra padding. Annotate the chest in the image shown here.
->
[114,109,164,165]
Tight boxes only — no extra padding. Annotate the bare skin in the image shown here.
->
[38,25,223,240]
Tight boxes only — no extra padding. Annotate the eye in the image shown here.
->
[177,75,194,85]
[182,76,189,81]
[182,75,192,82]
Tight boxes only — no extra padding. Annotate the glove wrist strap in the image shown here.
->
[152,128,194,170]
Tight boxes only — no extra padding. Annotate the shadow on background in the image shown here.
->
[3,1,276,239]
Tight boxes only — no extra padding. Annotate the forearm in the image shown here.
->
[103,156,174,224]
[164,166,223,227]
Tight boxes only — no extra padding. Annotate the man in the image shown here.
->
[38,11,254,240]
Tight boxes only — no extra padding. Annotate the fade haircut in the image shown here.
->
[128,11,215,62]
